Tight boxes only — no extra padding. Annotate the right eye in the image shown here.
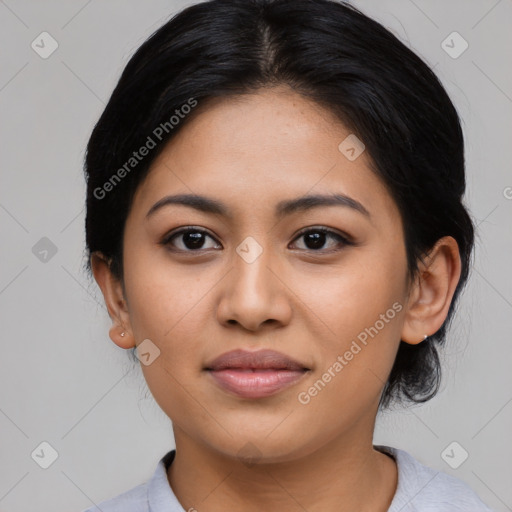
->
[161,227,222,252]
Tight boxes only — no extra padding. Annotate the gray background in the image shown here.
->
[1,1,511,511]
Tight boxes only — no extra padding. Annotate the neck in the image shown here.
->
[167,413,397,512]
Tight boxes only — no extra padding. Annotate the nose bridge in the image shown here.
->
[232,234,275,298]
[217,234,291,331]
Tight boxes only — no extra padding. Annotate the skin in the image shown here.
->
[91,85,461,512]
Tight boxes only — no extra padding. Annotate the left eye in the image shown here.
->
[290,227,349,252]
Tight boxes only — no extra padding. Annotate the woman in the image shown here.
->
[81,0,494,510]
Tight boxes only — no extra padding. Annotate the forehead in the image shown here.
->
[129,87,399,225]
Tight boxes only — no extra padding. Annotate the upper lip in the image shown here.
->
[205,349,309,371]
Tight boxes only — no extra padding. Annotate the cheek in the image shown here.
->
[130,273,210,426]
[301,253,407,343]
[293,251,407,401]
[124,242,208,341]
[123,258,212,416]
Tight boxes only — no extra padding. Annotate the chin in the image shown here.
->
[199,426,318,466]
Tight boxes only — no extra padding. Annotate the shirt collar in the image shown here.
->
[148,450,186,512]
[149,446,408,511]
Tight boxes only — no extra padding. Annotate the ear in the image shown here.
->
[90,252,135,349]
[401,236,462,345]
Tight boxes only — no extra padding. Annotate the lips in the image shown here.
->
[205,349,310,399]
[205,349,308,372]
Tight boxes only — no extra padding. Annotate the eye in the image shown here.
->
[290,226,351,252]
[161,226,352,254]
[161,227,221,252]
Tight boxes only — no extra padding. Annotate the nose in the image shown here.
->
[216,242,292,333]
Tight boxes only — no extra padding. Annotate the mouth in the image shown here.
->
[204,349,310,399]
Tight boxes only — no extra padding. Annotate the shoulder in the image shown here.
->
[375,445,495,512]
[79,481,149,512]
[78,450,179,512]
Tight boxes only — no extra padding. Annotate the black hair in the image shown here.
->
[83,0,475,410]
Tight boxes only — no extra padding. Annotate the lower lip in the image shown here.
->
[207,369,307,398]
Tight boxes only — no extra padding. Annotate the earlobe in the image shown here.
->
[90,252,135,349]
[400,236,462,345]
[108,324,135,350]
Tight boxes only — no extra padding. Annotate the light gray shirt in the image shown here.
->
[80,445,494,511]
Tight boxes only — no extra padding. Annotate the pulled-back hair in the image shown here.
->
[83,0,474,409]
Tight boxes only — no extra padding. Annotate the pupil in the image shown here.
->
[305,231,325,249]
[184,232,204,249]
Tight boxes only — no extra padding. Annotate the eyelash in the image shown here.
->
[161,226,352,254]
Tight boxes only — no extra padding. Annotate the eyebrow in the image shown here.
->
[145,192,370,220]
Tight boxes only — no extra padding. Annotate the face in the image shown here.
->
[120,86,410,462]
